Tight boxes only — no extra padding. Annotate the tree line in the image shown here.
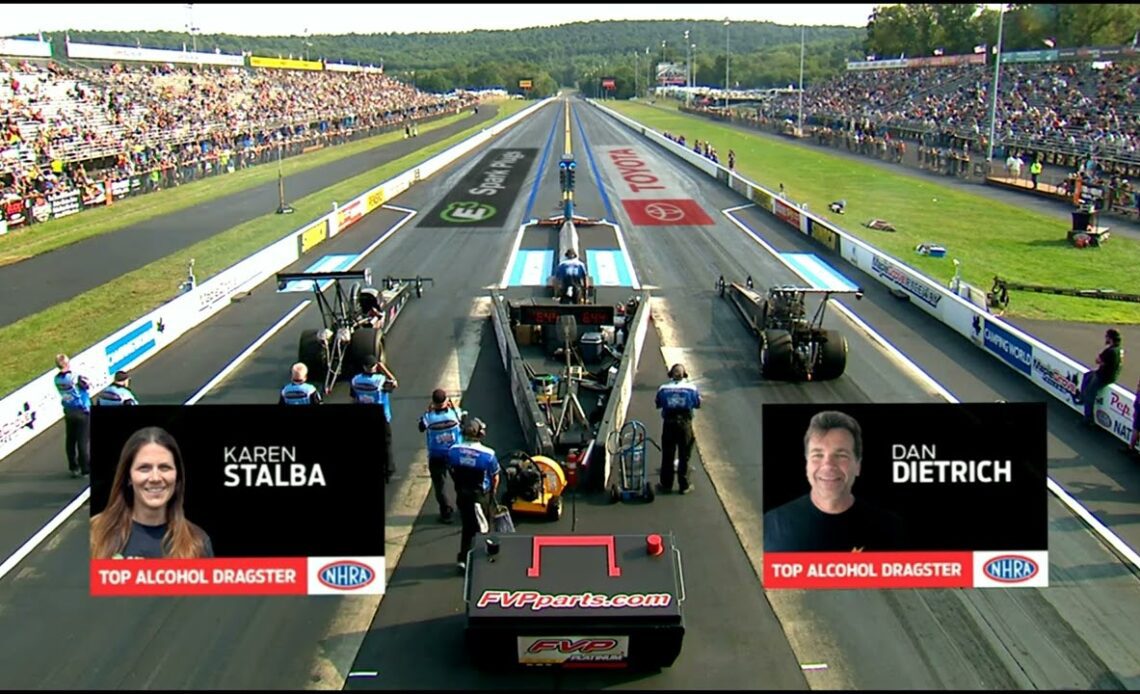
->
[14,7,1140,98]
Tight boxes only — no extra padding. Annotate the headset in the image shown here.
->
[668,363,688,380]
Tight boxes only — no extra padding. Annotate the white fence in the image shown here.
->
[0,97,555,462]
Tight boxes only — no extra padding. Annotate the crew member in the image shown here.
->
[351,354,398,482]
[279,362,322,405]
[419,388,464,524]
[94,370,139,406]
[655,363,701,494]
[54,353,92,478]
[553,248,589,304]
[447,417,499,572]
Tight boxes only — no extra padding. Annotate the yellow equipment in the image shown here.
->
[502,451,568,521]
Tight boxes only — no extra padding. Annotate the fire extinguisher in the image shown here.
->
[565,448,581,489]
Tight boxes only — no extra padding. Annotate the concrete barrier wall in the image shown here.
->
[588,99,1137,446]
[0,97,556,462]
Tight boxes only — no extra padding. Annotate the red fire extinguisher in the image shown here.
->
[565,448,581,489]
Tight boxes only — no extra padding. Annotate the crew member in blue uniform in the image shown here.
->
[351,354,398,482]
[655,363,701,494]
[54,353,92,478]
[419,388,464,524]
[279,362,322,405]
[553,248,589,303]
[447,417,500,572]
[95,370,139,406]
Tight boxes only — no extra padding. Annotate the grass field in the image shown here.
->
[0,108,479,266]
[605,100,1140,325]
[0,98,530,399]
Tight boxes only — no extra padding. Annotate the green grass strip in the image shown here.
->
[607,100,1140,325]
[0,109,479,265]
[1,98,530,399]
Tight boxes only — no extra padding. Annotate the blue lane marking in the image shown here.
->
[507,250,554,286]
[780,253,860,292]
[280,254,358,292]
[585,249,633,287]
[523,110,561,220]
[572,104,615,221]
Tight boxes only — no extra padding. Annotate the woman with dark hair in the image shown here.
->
[90,426,214,559]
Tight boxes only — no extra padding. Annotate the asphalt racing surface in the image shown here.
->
[1,96,1139,689]
[0,104,500,328]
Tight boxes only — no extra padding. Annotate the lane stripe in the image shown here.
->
[522,107,561,221]
[585,249,632,286]
[571,103,615,221]
[508,250,553,286]
[722,206,1140,573]
[780,252,860,292]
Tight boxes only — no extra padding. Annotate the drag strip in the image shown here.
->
[576,102,1140,688]
[0,101,552,689]
[0,105,500,327]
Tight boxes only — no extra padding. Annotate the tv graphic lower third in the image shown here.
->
[88,404,388,596]
[761,402,1048,589]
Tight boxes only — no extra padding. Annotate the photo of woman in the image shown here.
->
[90,426,214,559]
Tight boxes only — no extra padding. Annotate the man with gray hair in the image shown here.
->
[763,409,906,552]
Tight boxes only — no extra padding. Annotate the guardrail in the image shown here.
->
[0,97,556,463]
[587,99,1138,449]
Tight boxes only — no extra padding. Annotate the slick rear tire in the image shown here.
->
[546,495,563,521]
[349,327,384,376]
[813,330,848,381]
[298,329,327,386]
[760,329,793,380]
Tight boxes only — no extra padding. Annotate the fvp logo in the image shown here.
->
[440,201,496,223]
[527,638,618,654]
[982,555,1039,583]
[317,561,375,590]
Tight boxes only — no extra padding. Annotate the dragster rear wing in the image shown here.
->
[276,269,372,291]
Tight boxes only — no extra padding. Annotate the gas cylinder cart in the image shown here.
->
[606,420,656,503]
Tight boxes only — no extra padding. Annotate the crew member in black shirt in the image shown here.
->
[1076,328,1123,427]
[764,410,907,552]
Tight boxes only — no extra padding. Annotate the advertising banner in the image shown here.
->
[762,403,1048,589]
[807,218,840,252]
[88,405,387,596]
[249,56,323,71]
[0,38,52,58]
[297,219,328,255]
[773,197,802,232]
[66,41,244,66]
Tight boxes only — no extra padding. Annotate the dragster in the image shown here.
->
[717,274,862,381]
[275,269,431,394]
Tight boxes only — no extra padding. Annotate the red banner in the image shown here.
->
[90,557,308,596]
[764,552,973,589]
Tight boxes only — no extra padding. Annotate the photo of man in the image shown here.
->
[763,409,908,553]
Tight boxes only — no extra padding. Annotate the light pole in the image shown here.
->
[684,30,691,99]
[986,3,1006,164]
[646,47,651,98]
[185,3,199,53]
[276,137,293,215]
[633,50,639,98]
[724,19,731,110]
[797,25,805,137]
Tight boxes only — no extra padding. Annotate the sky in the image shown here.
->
[4,4,881,38]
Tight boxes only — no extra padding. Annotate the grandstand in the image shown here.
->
[1,41,477,228]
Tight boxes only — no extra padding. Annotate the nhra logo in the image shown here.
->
[982,555,1039,583]
[1096,410,1112,428]
[317,561,375,590]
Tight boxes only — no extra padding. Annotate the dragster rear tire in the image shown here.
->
[298,329,328,386]
[760,329,793,380]
[349,327,384,376]
[546,495,563,521]
[814,329,848,381]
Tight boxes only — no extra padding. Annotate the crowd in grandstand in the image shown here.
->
[1,58,476,226]
[679,59,1140,219]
